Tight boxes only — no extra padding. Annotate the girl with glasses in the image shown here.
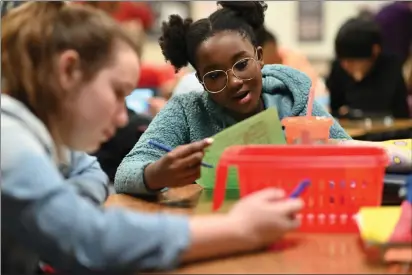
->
[115,1,351,195]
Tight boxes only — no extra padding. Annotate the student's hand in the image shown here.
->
[144,138,214,190]
[229,188,304,247]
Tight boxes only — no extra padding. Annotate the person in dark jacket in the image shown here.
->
[326,17,410,119]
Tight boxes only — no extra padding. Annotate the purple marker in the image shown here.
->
[289,179,311,198]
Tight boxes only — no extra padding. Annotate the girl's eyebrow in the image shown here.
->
[231,50,249,62]
[203,50,249,72]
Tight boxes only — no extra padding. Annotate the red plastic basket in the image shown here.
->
[213,145,388,233]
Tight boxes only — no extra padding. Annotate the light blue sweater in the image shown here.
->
[1,94,189,274]
[115,65,351,195]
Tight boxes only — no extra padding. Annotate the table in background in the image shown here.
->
[340,119,412,140]
[106,185,410,274]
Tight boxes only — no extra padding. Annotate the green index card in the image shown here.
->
[198,107,286,190]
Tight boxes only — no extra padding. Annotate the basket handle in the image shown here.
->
[212,163,228,211]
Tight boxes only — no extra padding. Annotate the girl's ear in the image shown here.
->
[256,46,264,68]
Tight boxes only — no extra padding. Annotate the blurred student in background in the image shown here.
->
[1,2,304,274]
[114,1,154,32]
[326,17,410,119]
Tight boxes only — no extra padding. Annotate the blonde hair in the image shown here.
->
[1,2,139,154]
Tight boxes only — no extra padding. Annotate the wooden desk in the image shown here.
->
[106,186,411,274]
[340,119,412,138]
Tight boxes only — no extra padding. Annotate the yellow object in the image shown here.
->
[382,139,412,152]
[357,206,402,244]
[378,139,412,169]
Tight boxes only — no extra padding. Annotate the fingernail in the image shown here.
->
[204,138,214,144]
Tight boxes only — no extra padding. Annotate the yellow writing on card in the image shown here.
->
[199,108,286,191]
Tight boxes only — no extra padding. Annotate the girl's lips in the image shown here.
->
[233,91,252,105]
[232,90,250,99]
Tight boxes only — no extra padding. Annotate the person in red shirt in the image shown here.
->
[113,1,154,31]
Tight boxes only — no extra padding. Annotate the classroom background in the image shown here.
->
[118,1,412,117]
[2,0,411,117]
[144,1,386,63]
[142,1,410,73]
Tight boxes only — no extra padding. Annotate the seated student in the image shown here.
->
[114,1,351,195]
[1,2,304,274]
[326,17,410,119]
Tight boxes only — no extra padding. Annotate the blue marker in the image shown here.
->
[148,140,214,168]
[289,179,311,198]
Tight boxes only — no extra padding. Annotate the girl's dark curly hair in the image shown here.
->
[159,1,267,72]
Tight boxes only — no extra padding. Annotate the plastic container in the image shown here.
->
[213,145,388,233]
[282,116,333,144]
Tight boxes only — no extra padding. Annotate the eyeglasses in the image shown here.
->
[200,52,260,94]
